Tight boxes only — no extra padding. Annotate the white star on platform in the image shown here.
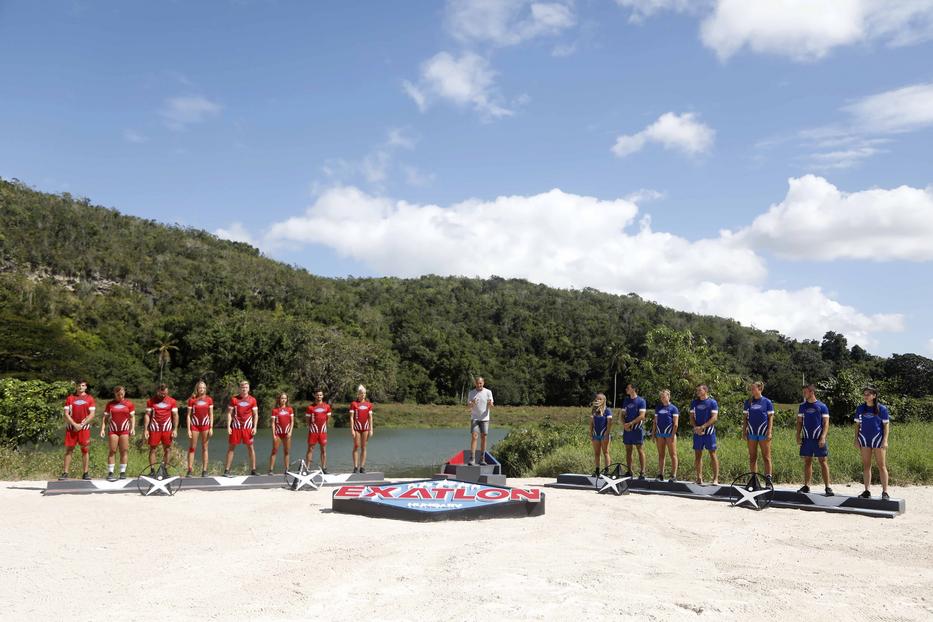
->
[597,474,630,495]
[138,475,180,496]
[732,485,771,509]
[286,469,324,491]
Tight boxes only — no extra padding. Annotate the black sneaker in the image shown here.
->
[119,472,126,480]
[765,474,773,486]
[668,477,676,483]
[592,470,600,478]
[185,469,193,478]
[321,468,329,475]
[479,459,488,466]
[352,467,359,473]
[82,472,91,481]
[859,490,871,499]
[58,472,68,480]
[106,472,116,482]
[359,466,366,473]
[149,468,156,477]
[467,460,475,466]
[637,473,646,481]
[797,485,810,494]
[881,491,890,500]
[223,470,231,477]
[201,470,207,478]
[624,470,633,478]
[824,487,834,497]
[656,474,663,481]
[250,470,258,476]
[267,471,274,476]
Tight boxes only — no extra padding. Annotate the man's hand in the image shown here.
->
[144,430,150,441]
[818,437,826,448]
[172,429,178,439]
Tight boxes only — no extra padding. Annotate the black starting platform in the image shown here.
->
[434,449,507,486]
[332,478,545,522]
[551,472,905,519]
[44,471,385,496]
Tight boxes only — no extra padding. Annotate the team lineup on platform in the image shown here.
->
[58,376,497,479]
[59,374,890,499]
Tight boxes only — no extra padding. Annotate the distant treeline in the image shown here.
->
[1,178,931,414]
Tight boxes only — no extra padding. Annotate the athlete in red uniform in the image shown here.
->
[225,380,259,476]
[305,390,332,473]
[350,384,374,474]
[267,393,294,474]
[60,380,96,480]
[99,386,135,481]
[145,384,179,472]
[186,380,214,477]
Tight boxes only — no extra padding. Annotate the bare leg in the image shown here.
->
[360,433,369,468]
[602,439,611,470]
[637,445,646,475]
[225,446,235,470]
[761,440,772,477]
[709,450,719,484]
[592,439,601,471]
[625,445,634,473]
[747,440,758,473]
[247,444,256,470]
[668,438,678,480]
[818,457,831,488]
[860,446,873,491]
[320,443,327,470]
[875,448,889,493]
[201,435,209,472]
[656,438,666,476]
[283,436,291,470]
[63,446,74,474]
[803,457,813,486]
[268,436,280,473]
[694,450,703,483]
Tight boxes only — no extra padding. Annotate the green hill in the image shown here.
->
[1,178,927,407]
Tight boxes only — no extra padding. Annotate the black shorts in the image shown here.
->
[471,420,490,435]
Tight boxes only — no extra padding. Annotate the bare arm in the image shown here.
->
[226,406,233,432]
[172,408,179,437]
[796,417,803,444]
[819,415,829,447]
[251,407,258,431]
[672,414,679,437]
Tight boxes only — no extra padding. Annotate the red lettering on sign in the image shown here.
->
[335,485,365,498]
[364,486,398,498]
[431,487,454,499]
[476,488,508,501]
[398,487,432,499]
[453,488,475,501]
[510,488,541,502]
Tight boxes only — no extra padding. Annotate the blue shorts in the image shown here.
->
[800,438,828,458]
[693,434,717,451]
[655,432,673,439]
[748,433,768,441]
[622,428,644,445]
[592,433,607,442]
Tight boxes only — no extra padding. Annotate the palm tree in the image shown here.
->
[148,337,180,383]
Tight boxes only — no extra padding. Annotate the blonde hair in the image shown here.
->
[660,389,671,398]
[750,380,764,390]
[190,380,208,400]
[357,384,367,394]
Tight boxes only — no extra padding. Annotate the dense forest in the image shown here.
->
[1,178,931,414]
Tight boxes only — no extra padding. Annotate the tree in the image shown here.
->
[883,353,933,397]
[147,336,179,383]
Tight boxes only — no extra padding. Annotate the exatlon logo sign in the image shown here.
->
[332,479,545,522]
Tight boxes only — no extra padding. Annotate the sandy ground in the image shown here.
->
[1,478,931,621]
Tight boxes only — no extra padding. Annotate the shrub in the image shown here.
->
[0,378,72,447]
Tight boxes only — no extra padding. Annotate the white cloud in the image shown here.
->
[807,145,885,170]
[624,188,665,203]
[616,0,699,24]
[404,51,512,119]
[122,129,148,144]
[403,165,436,187]
[215,222,256,246]
[612,112,715,158]
[844,82,933,134]
[263,185,902,346]
[621,0,933,61]
[319,128,420,189]
[738,175,933,261]
[159,95,222,130]
[446,0,575,46]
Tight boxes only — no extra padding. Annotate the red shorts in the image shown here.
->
[229,428,254,446]
[190,424,211,433]
[108,429,130,437]
[147,430,173,447]
[64,428,90,447]
[275,433,290,440]
[307,432,327,446]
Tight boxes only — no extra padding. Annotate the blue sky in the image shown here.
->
[1,0,932,357]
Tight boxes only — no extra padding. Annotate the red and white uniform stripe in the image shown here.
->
[272,406,294,435]
[147,396,177,431]
[306,403,331,434]
[187,396,213,428]
[230,395,257,430]
[350,401,372,432]
[105,399,134,434]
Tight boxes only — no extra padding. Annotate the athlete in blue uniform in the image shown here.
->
[743,381,775,482]
[855,386,890,500]
[690,384,719,485]
[621,384,647,478]
[653,389,679,481]
[796,383,833,496]
[589,393,612,477]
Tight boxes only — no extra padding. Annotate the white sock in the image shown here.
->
[119,464,126,473]
[108,464,114,473]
